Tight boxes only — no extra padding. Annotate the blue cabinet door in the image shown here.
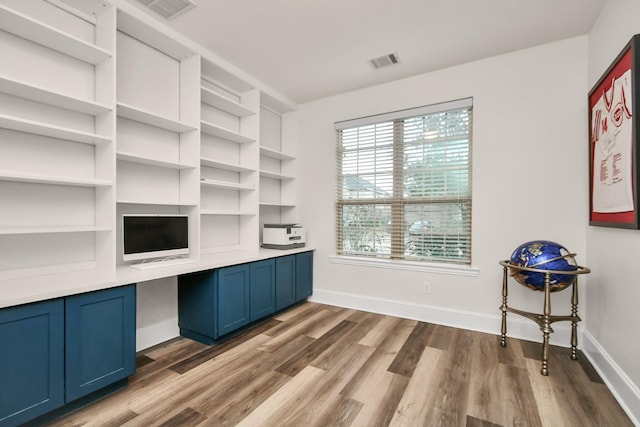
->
[65,285,136,402]
[216,264,250,336]
[275,255,296,310]
[250,259,275,321]
[0,299,64,427]
[295,251,313,301]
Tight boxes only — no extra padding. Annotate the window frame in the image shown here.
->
[335,98,473,266]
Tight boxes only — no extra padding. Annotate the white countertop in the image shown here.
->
[0,247,315,309]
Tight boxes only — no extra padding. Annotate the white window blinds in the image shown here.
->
[335,98,473,264]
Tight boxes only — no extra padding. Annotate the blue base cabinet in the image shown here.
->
[275,255,296,310]
[65,285,136,402]
[0,285,136,427]
[295,251,313,302]
[0,300,65,427]
[217,264,252,336]
[178,262,272,343]
[179,252,313,345]
[250,259,276,321]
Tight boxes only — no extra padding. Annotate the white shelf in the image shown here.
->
[200,179,255,191]
[0,225,111,235]
[201,157,254,173]
[117,152,196,170]
[200,209,256,216]
[260,202,296,208]
[117,103,197,133]
[201,120,255,144]
[260,170,295,181]
[116,199,198,206]
[201,86,255,117]
[0,74,112,115]
[0,171,112,188]
[260,146,295,161]
[0,4,112,65]
[0,114,111,145]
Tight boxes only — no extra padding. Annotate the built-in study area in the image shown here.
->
[0,0,312,424]
[2,0,640,426]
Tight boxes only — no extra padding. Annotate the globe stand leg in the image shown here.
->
[570,278,579,360]
[500,265,508,347]
[540,272,552,376]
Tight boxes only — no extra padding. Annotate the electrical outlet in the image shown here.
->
[422,281,431,294]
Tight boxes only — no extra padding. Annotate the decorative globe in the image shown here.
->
[509,240,578,292]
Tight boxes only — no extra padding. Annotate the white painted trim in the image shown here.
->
[309,288,573,346]
[328,255,480,277]
[582,331,640,426]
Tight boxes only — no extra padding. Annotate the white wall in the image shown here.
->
[585,0,640,422]
[136,277,179,351]
[298,36,589,342]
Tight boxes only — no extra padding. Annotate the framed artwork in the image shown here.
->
[589,34,640,228]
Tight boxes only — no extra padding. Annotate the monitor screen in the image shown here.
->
[123,215,189,261]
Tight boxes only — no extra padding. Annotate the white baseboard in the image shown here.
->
[309,288,574,346]
[309,289,640,426]
[582,331,640,426]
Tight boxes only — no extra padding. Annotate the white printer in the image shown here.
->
[262,224,306,249]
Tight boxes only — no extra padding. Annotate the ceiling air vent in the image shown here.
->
[370,53,399,69]
[137,0,196,20]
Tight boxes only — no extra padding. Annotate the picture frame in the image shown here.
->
[589,34,640,229]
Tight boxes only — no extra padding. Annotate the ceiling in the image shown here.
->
[126,0,608,104]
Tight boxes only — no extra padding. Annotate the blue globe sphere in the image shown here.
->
[509,240,578,291]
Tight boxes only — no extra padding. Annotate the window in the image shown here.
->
[335,98,472,264]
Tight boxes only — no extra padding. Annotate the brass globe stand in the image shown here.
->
[498,260,591,376]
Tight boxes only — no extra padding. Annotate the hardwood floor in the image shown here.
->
[47,302,633,427]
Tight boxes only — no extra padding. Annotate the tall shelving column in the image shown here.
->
[199,59,260,255]
[259,94,298,235]
[114,9,201,265]
[0,0,116,278]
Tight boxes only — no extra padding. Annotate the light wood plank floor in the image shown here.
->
[47,302,633,427]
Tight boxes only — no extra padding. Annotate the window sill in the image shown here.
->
[328,255,480,276]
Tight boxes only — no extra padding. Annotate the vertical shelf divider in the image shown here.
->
[240,89,261,252]
[180,54,202,260]
[94,4,117,272]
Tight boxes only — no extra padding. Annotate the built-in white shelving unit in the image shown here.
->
[199,58,260,254]
[0,0,116,277]
[115,6,201,263]
[259,103,298,230]
[0,0,298,280]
